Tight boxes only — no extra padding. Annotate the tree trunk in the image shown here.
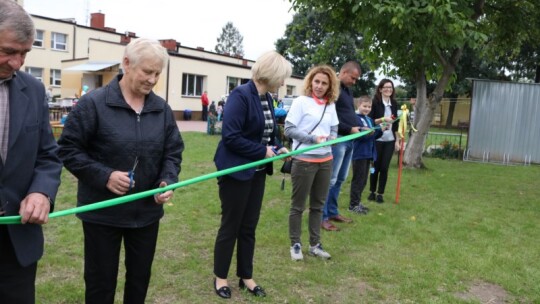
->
[403,73,432,168]
[535,64,540,83]
[445,95,458,128]
[403,49,462,168]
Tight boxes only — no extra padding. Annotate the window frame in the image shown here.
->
[181,73,204,97]
[286,85,296,96]
[51,32,67,51]
[226,76,241,94]
[50,69,61,86]
[33,29,44,48]
[25,66,44,82]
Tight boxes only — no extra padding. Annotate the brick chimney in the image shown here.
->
[120,35,131,45]
[159,39,177,52]
[90,12,105,29]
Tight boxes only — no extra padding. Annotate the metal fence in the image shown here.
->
[466,79,540,165]
[423,129,468,159]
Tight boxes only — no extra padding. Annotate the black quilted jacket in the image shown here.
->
[58,75,184,227]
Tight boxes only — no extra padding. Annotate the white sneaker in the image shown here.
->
[309,243,331,259]
[290,243,303,261]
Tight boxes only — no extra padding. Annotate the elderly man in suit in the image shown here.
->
[0,1,62,303]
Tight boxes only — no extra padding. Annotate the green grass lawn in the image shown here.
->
[36,132,540,303]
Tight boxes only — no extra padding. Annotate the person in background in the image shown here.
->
[46,86,53,102]
[285,65,339,261]
[218,99,226,120]
[58,38,184,304]
[321,61,361,231]
[272,93,279,108]
[81,85,89,96]
[209,100,217,116]
[207,101,217,135]
[201,90,209,121]
[348,96,386,214]
[217,102,223,121]
[0,1,62,303]
[368,79,399,203]
[213,50,291,299]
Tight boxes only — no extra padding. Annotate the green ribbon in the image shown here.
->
[0,128,376,225]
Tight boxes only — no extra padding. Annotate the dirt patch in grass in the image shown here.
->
[357,281,375,295]
[454,280,511,303]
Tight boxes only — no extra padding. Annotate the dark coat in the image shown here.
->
[335,82,358,136]
[214,80,281,181]
[58,75,184,228]
[0,71,62,266]
[352,114,382,160]
[369,95,399,136]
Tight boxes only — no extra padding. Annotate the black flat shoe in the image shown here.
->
[239,278,266,297]
[214,278,231,299]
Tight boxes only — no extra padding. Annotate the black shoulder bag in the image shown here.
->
[280,104,328,189]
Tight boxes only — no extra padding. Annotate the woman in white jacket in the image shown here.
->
[284,65,340,261]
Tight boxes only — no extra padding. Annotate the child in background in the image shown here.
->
[349,96,386,214]
[217,103,223,121]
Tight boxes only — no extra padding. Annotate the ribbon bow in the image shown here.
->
[398,104,417,139]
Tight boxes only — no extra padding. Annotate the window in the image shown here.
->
[50,69,61,86]
[33,30,44,47]
[286,85,296,96]
[51,32,67,50]
[25,67,43,82]
[181,73,203,96]
[227,76,241,93]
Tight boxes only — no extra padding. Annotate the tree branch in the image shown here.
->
[471,0,485,20]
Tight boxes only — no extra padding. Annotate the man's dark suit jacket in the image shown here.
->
[0,71,62,267]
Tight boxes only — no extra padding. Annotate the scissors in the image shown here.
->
[128,157,139,191]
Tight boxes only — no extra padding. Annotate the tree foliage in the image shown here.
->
[401,46,502,127]
[275,7,376,95]
[215,22,244,57]
[290,0,538,168]
[479,0,540,82]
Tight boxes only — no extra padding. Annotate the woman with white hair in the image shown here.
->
[58,38,184,304]
[213,51,292,299]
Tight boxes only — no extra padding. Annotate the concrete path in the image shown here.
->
[176,120,207,133]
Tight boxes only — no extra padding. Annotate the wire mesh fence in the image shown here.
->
[422,129,468,159]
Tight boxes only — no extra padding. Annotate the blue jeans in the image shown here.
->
[323,140,353,221]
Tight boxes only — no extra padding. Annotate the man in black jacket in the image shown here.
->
[321,61,361,231]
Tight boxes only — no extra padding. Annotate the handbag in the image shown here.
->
[280,158,293,174]
[280,104,328,175]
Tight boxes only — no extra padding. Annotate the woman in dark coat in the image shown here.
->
[213,51,291,299]
[368,79,399,203]
[58,38,184,304]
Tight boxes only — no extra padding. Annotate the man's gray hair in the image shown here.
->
[0,0,35,43]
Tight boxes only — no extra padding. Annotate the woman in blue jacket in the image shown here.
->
[213,51,291,299]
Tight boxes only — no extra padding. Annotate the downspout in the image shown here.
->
[72,23,76,59]
[165,57,170,103]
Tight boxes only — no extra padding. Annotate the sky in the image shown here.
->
[24,0,296,61]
